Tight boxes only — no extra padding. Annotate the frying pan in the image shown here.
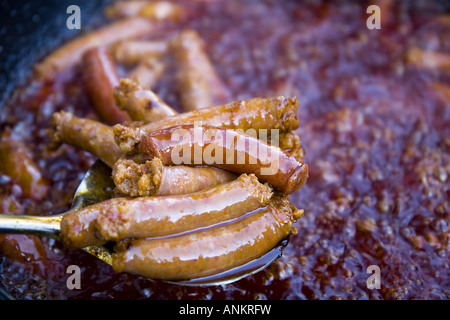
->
[2,0,450,302]
[0,0,112,300]
[0,0,112,108]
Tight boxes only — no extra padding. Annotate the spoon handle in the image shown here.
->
[0,214,62,239]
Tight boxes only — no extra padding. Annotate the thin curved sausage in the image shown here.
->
[96,173,272,241]
[112,157,237,196]
[138,124,308,194]
[48,111,302,173]
[114,78,177,123]
[113,96,299,154]
[49,111,122,168]
[60,173,272,248]
[0,131,48,200]
[111,40,168,66]
[105,1,184,21]
[60,204,108,249]
[34,18,156,81]
[170,29,230,110]
[82,47,131,125]
[112,195,302,280]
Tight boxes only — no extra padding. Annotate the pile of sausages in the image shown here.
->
[42,9,309,280]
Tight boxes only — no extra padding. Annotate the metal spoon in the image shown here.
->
[0,160,286,286]
[0,160,115,265]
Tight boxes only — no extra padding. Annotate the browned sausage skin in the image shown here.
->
[60,173,271,248]
[112,195,303,280]
[34,18,156,81]
[110,40,168,66]
[112,132,301,197]
[60,203,109,249]
[0,131,49,201]
[112,157,237,196]
[96,173,272,241]
[138,124,308,194]
[125,60,166,90]
[114,78,177,123]
[105,1,184,21]
[48,111,301,173]
[82,47,131,125]
[406,47,450,70]
[48,111,122,168]
[170,29,231,110]
[114,96,300,155]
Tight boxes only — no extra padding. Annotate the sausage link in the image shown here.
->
[49,111,122,168]
[138,124,308,194]
[60,173,271,248]
[105,1,184,21]
[113,96,299,154]
[60,203,109,249]
[114,78,177,123]
[82,47,131,125]
[0,131,48,200]
[112,157,237,196]
[97,173,272,241]
[34,18,156,81]
[111,195,302,280]
[110,40,168,66]
[406,47,450,70]
[48,112,300,170]
[170,29,230,111]
[0,234,47,266]
[125,60,166,90]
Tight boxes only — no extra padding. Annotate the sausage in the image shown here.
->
[34,18,156,81]
[0,131,48,201]
[114,78,177,123]
[96,173,271,241]
[60,204,109,249]
[111,40,168,89]
[112,157,237,196]
[0,234,47,265]
[113,96,300,154]
[138,124,309,194]
[105,0,151,18]
[170,29,231,110]
[48,112,301,170]
[406,47,450,70]
[105,1,184,21]
[49,111,122,168]
[111,195,302,280]
[126,60,166,90]
[431,82,450,106]
[111,40,168,66]
[82,47,131,125]
[60,173,271,248]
